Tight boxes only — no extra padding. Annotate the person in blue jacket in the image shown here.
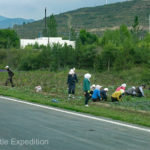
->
[92,85,102,102]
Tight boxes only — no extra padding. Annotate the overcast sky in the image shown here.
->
[0,0,127,20]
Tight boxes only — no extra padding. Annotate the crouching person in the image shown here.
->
[135,85,146,97]
[116,83,126,91]
[92,85,102,102]
[83,73,91,107]
[101,88,109,101]
[111,89,125,102]
[125,87,136,96]
[89,84,96,98]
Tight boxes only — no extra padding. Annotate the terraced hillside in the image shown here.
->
[13,0,150,39]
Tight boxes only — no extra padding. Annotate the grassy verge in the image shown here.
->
[0,68,150,127]
[0,86,150,127]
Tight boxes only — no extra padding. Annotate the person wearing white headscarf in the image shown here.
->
[5,66,14,87]
[116,83,126,92]
[100,88,109,101]
[67,68,78,99]
[83,73,91,106]
[134,85,146,97]
[91,85,102,102]
[89,84,96,98]
[125,86,136,96]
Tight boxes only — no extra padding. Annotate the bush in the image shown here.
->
[140,69,150,85]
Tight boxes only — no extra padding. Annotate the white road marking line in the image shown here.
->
[0,96,150,133]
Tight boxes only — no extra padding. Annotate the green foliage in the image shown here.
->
[99,25,135,70]
[131,16,140,34]
[1,23,150,73]
[50,44,76,71]
[18,50,40,70]
[0,29,19,48]
[47,14,58,37]
[101,25,132,47]
[0,49,7,65]
[3,44,75,71]
[75,30,99,69]
[140,69,150,85]
[100,41,117,71]
[79,29,98,45]
[70,27,77,40]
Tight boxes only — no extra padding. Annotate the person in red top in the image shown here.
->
[116,83,126,92]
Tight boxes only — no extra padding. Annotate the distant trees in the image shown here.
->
[131,16,140,34]
[42,14,58,37]
[0,23,150,72]
[78,29,98,45]
[47,14,58,37]
[70,27,77,41]
[17,44,76,71]
[0,29,20,48]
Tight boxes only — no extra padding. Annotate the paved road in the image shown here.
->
[0,97,150,150]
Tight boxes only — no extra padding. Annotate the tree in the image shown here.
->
[0,29,20,48]
[78,29,98,45]
[47,14,57,37]
[70,27,77,40]
[131,16,143,40]
[101,42,117,71]
[131,16,140,34]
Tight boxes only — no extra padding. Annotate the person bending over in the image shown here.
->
[101,88,109,101]
[92,85,102,102]
[111,89,125,102]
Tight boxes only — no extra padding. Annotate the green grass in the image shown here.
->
[0,68,150,127]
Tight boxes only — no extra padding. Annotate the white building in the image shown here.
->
[20,37,75,49]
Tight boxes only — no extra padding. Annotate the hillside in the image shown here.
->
[0,15,34,29]
[0,16,7,21]
[13,0,150,39]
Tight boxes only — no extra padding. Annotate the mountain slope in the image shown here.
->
[13,0,150,39]
[0,16,7,21]
[0,16,34,29]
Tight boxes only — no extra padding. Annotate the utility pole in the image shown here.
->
[43,7,48,37]
[45,7,47,30]
[106,0,108,5]
[149,14,150,33]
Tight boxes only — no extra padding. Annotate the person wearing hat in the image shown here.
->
[91,85,102,102]
[5,66,14,87]
[134,85,146,97]
[116,83,126,92]
[100,88,109,101]
[111,89,125,102]
[89,84,96,98]
[125,86,136,96]
[83,73,91,107]
[67,68,78,99]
